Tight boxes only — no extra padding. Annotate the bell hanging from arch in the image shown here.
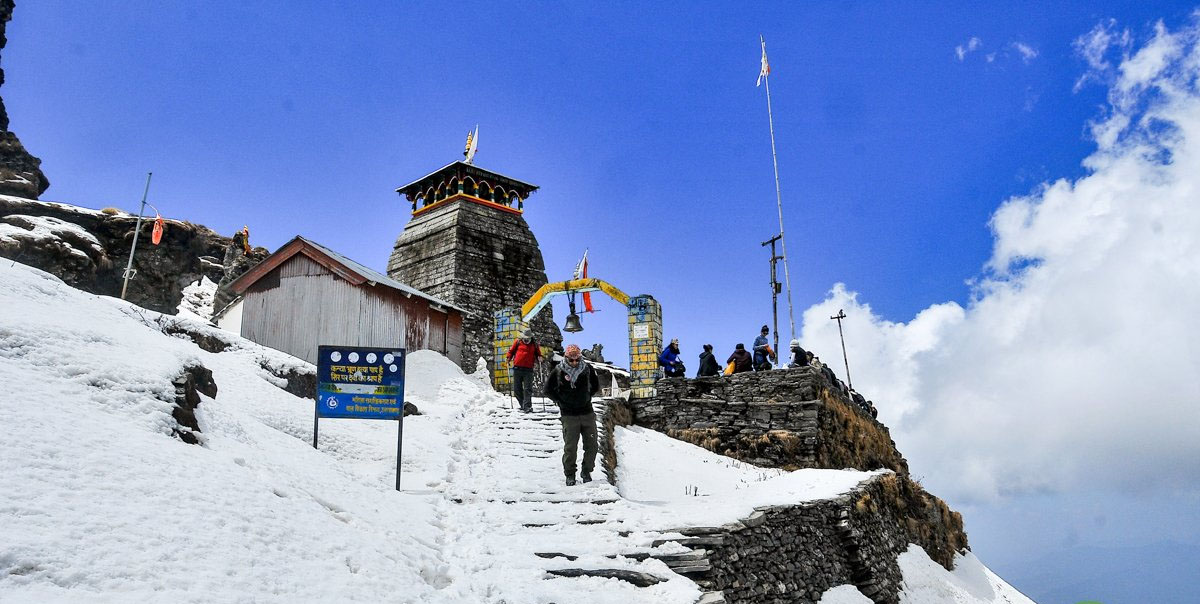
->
[563,299,584,333]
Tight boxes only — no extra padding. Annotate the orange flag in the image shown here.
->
[151,213,164,245]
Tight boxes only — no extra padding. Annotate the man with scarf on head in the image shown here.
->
[543,344,600,486]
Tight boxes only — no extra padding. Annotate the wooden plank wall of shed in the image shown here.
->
[242,254,461,366]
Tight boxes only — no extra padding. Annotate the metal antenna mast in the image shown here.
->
[120,172,154,300]
[830,309,852,391]
[761,234,783,358]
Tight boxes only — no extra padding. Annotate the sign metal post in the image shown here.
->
[313,345,407,491]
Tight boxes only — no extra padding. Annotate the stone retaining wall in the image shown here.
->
[631,366,908,474]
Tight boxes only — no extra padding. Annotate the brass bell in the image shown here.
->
[563,298,584,333]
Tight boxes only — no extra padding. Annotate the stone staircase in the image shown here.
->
[436,392,727,603]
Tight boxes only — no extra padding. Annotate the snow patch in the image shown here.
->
[176,276,218,322]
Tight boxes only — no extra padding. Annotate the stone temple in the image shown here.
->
[387,159,562,374]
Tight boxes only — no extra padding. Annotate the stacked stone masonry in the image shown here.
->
[388,197,562,374]
[610,367,969,602]
[631,366,909,474]
[651,475,911,604]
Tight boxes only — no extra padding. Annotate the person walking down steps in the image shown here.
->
[506,329,541,413]
[543,344,600,486]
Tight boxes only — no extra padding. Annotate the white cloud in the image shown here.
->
[801,16,1200,503]
[956,36,982,61]
[1012,41,1038,63]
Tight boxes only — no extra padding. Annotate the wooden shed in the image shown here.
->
[226,235,465,366]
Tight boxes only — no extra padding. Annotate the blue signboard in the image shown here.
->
[316,345,406,420]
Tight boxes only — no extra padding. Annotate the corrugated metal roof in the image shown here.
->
[296,236,468,315]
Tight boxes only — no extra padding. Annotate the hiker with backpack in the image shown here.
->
[506,329,541,413]
[726,343,753,374]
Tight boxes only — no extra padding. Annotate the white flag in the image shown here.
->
[465,125,479,163]
[757,36,771,87]
[573,248,589,280]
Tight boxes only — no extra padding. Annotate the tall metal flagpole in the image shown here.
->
[760,36,797,342]
[120,172,154,300]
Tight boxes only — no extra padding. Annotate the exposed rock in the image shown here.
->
[0,2,49,198]
[544,568,665,587]
[171,363,217,445]
[0,196,268,315]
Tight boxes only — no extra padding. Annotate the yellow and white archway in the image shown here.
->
[493,278,662,398]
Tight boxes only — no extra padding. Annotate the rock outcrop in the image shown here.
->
[0,196,268,315]
[0,1,49,199]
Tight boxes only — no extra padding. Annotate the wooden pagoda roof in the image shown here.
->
[395,161,538,202]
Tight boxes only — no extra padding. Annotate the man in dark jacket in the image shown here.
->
[726,343,753,374]
[697,344,720,377]
[787,339,809,368]
[506,329,541,413]
[543,344,600,486]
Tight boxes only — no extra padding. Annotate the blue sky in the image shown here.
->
[8,2,1200,602]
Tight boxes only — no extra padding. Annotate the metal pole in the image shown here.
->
[312,399,320,449]
[761,37,797,342]
[120,172,154,300]
[831,309,852,391]
[395,413,404,491]
[761,234,782,360]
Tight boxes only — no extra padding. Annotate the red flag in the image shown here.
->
[151,214,164,245]
[581,252,594,313]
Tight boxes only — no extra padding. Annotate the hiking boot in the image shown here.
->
[581,472,592,483]
[565,477,576,486]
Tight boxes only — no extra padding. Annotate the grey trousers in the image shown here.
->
[560,412,598,479]
[513,367,534,410]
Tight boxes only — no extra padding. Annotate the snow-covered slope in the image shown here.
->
[0,261,1034,603]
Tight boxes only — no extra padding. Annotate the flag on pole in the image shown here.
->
[757,35,771,87]
[465,125,479,163]
[151,213,164,245]
[573,249,594,313]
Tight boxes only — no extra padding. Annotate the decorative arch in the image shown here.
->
[462,176,477,196]
[494,185,508,206]
[478,181,494,202]
[448,177,460,194]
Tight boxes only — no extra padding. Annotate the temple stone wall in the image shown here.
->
[388,197,561,374]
